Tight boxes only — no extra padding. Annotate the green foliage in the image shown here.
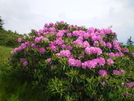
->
[0,30,23,47]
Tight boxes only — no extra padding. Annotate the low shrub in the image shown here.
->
[9,21,134,100]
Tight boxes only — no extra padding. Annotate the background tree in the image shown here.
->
[0,16,4,30]
[127,36,134,46]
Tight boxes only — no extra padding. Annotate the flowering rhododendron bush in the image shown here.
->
[9,21,134,100]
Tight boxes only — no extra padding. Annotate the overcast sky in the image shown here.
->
[0,0,134,44]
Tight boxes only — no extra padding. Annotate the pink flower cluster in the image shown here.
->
[107,59,114,65]
[20,58,28,66]
[82,57,105,69]
[56,50,72,58]
[126,82,134,88]
[98,70,107,77]
[85,47,102,55]
[68,58,82,67]
[113,70,125,75]
[132,53,134,57]
[39,47,46,54]
[35,36,48,43]
[108,52,124,57]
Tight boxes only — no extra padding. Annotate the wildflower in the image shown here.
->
[98,70,107,76]
[39,47,46,54]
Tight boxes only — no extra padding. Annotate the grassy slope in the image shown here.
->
[0,46,43,101]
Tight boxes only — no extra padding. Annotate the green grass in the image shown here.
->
[0,46,43,101]
[0,45,13,63]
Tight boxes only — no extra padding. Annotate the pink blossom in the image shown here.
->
[49,45,58,51]
[107,59,114,65]
[23,36,26,39]
[82,59,97,69]
[100,41,106,47]
[106,42,112,48]
[68,58,82,67]
[67,45,73,50]
[108,52,115,57]
[93,41,99,46]
[17,38,22,42]
[67,33,72,37]
[82,62,87,69]
[58,21,64,23]
[39,47,46,54]
[20,58,26,63]
[23,61,28,66]
[113,70,121,75]
[85,47,102,55]
[60,44,66,49]
[121,48,129,52]
[73,39,83,46]
[97,57,105,66]
[83,41,90,47]
[56,31,64,37]
[57,50,71,58]
[83,33,90,39]
[8,58,13,61]
[46,58,51,63]
[113,41,121,50]
[21,43,26,49]
[126,82,134,88]
[101,81,106,85]
[120,70,125,73]
[115,52,124,57]
[132,53,134,57]
[98,70,107,76]
[10,51,14,54]
[50,65,54,69]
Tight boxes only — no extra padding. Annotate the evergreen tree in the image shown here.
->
[0,16,4,30]
[127,36,134,46]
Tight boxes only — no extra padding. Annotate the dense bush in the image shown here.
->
[9,21,134,100]
[0,30,23,47]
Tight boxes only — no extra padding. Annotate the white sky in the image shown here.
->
[0,0,134,44]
